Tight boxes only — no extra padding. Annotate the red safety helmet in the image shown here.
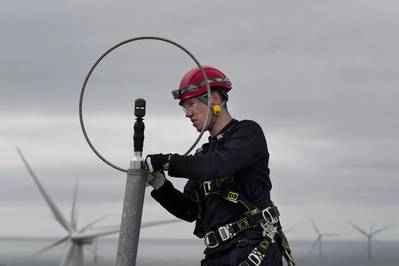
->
[172,66,232,103]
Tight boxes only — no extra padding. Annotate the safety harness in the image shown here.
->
[192,121,295,266]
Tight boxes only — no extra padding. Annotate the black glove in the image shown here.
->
[145,153,171,172]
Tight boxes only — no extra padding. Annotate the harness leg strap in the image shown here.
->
[238,239,270,266]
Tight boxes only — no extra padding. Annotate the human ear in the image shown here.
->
[211,91,222,105]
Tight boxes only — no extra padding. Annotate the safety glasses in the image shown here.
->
[180,98,201,114]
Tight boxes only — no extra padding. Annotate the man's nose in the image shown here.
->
[185,110,192,118]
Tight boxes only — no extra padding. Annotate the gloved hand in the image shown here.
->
[145,153,171,172]
[145,170,166,190]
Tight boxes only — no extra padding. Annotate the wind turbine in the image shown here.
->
[17,148,180,266]
[309,219,338,259]
[347,220,394,262]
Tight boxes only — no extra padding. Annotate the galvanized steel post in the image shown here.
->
[116,99,146,266]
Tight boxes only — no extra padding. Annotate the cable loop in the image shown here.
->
[79,36,211,172]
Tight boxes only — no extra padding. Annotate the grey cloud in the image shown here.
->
[1,0,399,239]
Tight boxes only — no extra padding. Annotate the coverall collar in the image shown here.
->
[208,118,238,142]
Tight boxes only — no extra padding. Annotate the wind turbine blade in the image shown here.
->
[76,219,182,241]
[17,147,72,232]
[89,225,120,231]
[33,236,70,256]
[72,227,120,241]
[309,237,320,253]
[60,243,75,266]
[141,219,181,228]
[347,220,368,237]
[71,178,79,230]
[79,215,107,233]
[309,218,320,235]
[84,218,180,232]
[322,233,339,237]
[372,224,394,236]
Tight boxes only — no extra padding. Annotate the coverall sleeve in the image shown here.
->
[151,179,199,222]
[168,120,268,181]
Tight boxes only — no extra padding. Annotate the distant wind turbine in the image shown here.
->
[347,220,394,262]
[309,219,338,259]
[17,147,180,266]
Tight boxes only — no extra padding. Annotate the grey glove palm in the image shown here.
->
[146,170,166,190]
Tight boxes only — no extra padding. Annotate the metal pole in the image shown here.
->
[116,99,146,266]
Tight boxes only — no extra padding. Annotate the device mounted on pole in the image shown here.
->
[133,98,145,154]
[78,36,211,266]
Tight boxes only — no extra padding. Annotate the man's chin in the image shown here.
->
[194,125,204,132]
[192,122,206,132]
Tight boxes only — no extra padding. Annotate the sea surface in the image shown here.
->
[0,238,398,266]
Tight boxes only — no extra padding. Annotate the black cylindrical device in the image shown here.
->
[134,98,146,118]
[133,98,146,153]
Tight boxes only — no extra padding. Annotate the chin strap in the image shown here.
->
[206,106,218,131]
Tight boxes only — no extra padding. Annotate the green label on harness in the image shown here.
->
[259,239,270,252]
[237,218,250,231]
[227,191,239,203]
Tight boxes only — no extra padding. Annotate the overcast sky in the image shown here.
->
[1,0,398,242]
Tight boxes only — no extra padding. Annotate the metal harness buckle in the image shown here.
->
[204,223,234,249]
[261,222,278,243]
[203,181,212,196]
[262,207,279,224]
[204,231,219,248]
[247,248,263,266]
[218,225,231,241]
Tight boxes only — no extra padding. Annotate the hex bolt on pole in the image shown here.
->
[116,98,147,266]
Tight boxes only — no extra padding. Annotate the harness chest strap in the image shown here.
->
[191,175,235,201]
[196,179,295,265]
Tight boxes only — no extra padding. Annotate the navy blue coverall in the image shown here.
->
[151,119,283,265]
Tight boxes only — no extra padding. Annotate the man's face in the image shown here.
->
[181,97,209,132]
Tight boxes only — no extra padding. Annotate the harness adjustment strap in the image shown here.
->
[193,175,235,202]
[238,239,270,266]
[204,206,280,248]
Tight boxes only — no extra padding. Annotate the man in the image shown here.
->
[145,66,294,266]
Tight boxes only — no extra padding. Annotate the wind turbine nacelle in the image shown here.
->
[71,234,94,245]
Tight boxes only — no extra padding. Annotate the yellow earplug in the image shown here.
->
[212,104,221,115]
